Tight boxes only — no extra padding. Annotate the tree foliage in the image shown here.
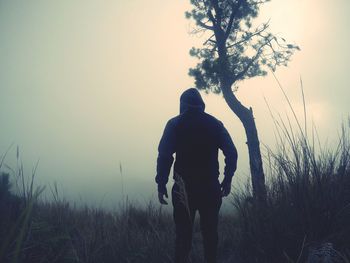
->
[186,0,300,94]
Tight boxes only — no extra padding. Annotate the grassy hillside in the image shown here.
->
[1,124,350,262]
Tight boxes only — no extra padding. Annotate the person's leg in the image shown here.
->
[198,193,222,263]
[172,185,196,263]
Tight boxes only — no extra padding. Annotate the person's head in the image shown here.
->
[179,88,205,114]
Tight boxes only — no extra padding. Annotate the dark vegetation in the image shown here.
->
[1,117,350,263]
[232,124,350,262]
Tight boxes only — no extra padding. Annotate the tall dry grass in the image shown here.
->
[229,76,350,262]
[2,122,349,263]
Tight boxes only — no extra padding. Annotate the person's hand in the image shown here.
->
[220,178,232,197]
[158,185,168,205]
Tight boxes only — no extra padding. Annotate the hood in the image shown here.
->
[179,88,205,114]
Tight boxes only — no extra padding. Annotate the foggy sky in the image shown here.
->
[1,0,349,207]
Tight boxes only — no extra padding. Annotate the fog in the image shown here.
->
[1,0,349,207]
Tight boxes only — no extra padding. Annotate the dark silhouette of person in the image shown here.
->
[155,88,238,263]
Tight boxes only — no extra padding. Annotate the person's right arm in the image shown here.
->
[218,122,238,196]
[155,119,176,204]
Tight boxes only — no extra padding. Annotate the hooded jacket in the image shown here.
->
[156,88,238,192]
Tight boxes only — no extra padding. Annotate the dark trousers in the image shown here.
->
[172,183,222,263]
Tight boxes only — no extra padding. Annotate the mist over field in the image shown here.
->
[1,0,350,207]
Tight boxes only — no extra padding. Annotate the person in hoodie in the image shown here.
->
[155,88,238,263]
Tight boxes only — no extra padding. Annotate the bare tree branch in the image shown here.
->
[197,20,214,30]
[207,9,217,26]
[210,0,222,26]
[203,36,217,46]
[226,22,269,49]
[233,39,270,82]
[225,0,243,39]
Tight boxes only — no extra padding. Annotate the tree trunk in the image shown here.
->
[214,28,266,202]
[222,85,267,202]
